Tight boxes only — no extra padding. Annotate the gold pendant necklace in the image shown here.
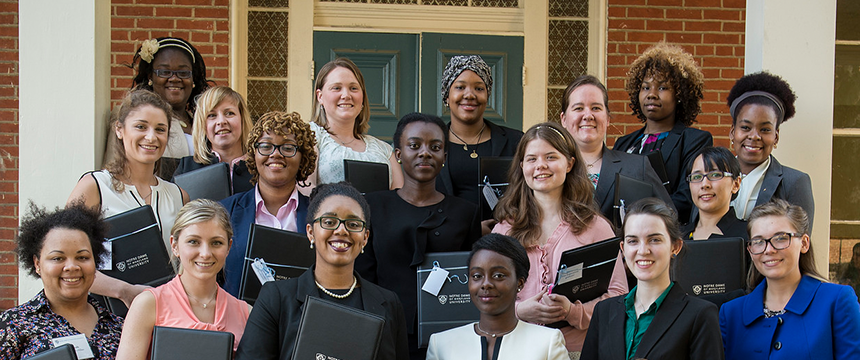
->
[450,123,486,160]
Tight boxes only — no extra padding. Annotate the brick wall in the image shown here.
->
[0,0,18,310]
[605,0,746,149]
[110,0,231,105]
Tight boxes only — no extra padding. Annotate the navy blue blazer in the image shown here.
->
[219,187,309,297]
[720,276,860,360]
[614,121,713,224]
[595,146,674,226]
[756,155,815,231]
[581,283,724,360]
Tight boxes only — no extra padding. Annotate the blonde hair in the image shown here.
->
[191,86,252,164]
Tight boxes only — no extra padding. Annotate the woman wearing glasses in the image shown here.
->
[719,199,860,359]
[236,182,409,360]
[680,147,747,241]
[219,111,317,297]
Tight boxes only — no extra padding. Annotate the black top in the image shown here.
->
[447,140,492,207]
[682,206,749,241]
[173,155,254,195]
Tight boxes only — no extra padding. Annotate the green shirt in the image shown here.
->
[624,283,674,360]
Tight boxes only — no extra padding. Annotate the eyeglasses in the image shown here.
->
[255,142,298,157]
[152,69,193,79]
[313,216,366,232]
[687,171,734,183]
[747,232,801,255]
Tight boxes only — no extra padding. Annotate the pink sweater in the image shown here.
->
[493,217,628,352]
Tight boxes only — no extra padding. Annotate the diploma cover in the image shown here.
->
[344,159,389,195]
[613,173,658,228]
[28,344,77,360]
[547,237,621,328]
[416,251,479,348]
[151,326,234,360]
[292,296,385,360]
[173,162,231,201]
[239,224,315,305]
[673,237,747,297]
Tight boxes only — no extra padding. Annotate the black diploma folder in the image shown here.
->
[613,173,657,228]
[645,150,671,192]
[26,344,77,360]
[292,296,385,360]
[673,237,747,297]
[344,159,389,195]
[416,251,479,348]
[100,206,174,316]
[173,162,231,201]
[477,157,513,220]
[239,224,315,305]
[548,237,621,327]
[151,326,234,360]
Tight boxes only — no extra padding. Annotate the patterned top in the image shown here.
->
[624,131,670,155]
[0,291,123,360]
[309,122,394,186]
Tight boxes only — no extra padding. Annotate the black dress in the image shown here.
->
[355,190,481,360]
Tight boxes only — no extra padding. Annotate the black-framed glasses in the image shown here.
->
[747,232,801,255]
[313,216,366,232]
[255,142,298,157]
[152,69,193,79]
[687,171,734,183]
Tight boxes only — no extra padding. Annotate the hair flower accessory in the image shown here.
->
[139,39,159,63]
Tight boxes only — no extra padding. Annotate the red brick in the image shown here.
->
[648,0,682,5]
[715,46,734,56]
[721,68,743,80]
[155,7,194,18]
[695,115,720,125]
[0,27,17,37]
[136,0,175,4]
[666,9,702,19]
[111,17,136,29]
[703,33,739,44]
[175,19,212,31]
[701,102,729,114]
[694,45,715,56]
[724,0,746,8]
[139,18,175,30]
[704,9,742,21]
[608,30,626,42]
[214,20,228,32]
[627,8,664,19]
[723,21,745,32]
[176,0,212,5]
[666,32,702,43]
[0,2,18,12]
[686,21,721,32]
[114,5,153,17]
[628,31,665,43]
[686,0,722,7]
[647,20,683,31]
[195,7,228,19]
[609,18,645,31]
[0,15,16,25]
[608,7,626,17]
[610,0,647,5]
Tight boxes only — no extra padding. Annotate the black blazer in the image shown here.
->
[173,155,254,194]
[581,284,724,360]
[595,146,675,224]
[682,207,749,241]
[613,121,713,223]
[435,119,523,197]
[757,155,815,231]
[235,268,410,360]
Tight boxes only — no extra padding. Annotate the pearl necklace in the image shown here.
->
[475,323,515,338]
[315,276,358,299]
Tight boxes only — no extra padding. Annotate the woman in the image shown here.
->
[581,198,724,360]
[219,111,317,297]
[492,122,627,355]
[356,112,481,360]
[426,233,568,360]
[681,147,747,240]
[613,42,713,223]
[719,199,860,359]
[306,58,403,191]
[436,55,524,226]
[726,72,814,228]
[116,199,250,358]
[559,74,673,224]
[68,89,189,306]
[0,203,122,359]
[173,86,255,194]
[235,182,409,360]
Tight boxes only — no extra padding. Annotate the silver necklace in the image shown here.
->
[475,322,515,338]
[315,276,358,299]
[189,291,217,309]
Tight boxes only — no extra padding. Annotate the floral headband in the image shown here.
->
[139,38,196,64]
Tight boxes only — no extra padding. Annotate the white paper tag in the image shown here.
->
[482,185,499,210]
[98,240,112,271]
[51,334,95,359]
[251,258,275,284]
[421,265,450,296]
[557,262,584,285]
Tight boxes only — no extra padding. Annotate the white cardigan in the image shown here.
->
[426,320,568,360]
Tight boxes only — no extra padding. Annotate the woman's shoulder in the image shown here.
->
[582,215,615,238]
[431,322,477,339]
[515,320,564,336]
[362,134,394,155]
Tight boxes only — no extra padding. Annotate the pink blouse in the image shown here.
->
[493,217,628,352]
[147,276,250,351]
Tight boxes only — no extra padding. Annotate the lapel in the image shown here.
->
[234,189,257,241]
[437,122,457,195]
[295,268,317,306]
[357,275,387,319]
[615,126,646,152]
[756,155,783,207]
[607,296,628,360]
[635,285,688,358]
[659,122,686,164]
[595,146,622,208]
[486,120,508,156]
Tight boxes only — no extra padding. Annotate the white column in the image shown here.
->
[745,0,835,275]
[18,0,111,302]
[288,0,314,120]
[523,0,548,129]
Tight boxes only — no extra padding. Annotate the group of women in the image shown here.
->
[1,36,858,360]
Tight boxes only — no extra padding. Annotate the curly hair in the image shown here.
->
[392,112,448,150]
[726,71,797,129]
[191,86,252,164]
[244,111,317,186]
[105,90,174,192]
[626,42,704,126]
[494,122,601,247]
[310,58,371,138]
[127,37,211,115]
[17,201,107,278]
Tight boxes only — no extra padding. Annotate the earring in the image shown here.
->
[517,287,522,293]
[443,100,449,108]
[309,241,314,249]
[148,79,153,86]
[774,143,778,149]
[361,247,365,254]
[397,159,401,164]
[442,163,445,167]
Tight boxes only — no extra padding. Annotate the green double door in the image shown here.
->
[313,32,524,142]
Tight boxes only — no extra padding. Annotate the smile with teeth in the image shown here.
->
[763,259,782,266]
[337,104,354,108]
[329,240,353,251]
[140,144,157,150]
[742,144,762,151]
[62,277,82,283]
[266,163,286,169]
[534,174,552,180]
[636,260,654,267]
[216,129,231,135]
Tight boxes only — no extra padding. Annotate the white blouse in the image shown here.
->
[310,121,393,186]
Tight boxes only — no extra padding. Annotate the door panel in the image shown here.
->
[313,32,419,142]
[421,33,524,131]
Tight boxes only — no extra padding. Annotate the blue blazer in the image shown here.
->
[219,187,309,297]
[719,275,860,360]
